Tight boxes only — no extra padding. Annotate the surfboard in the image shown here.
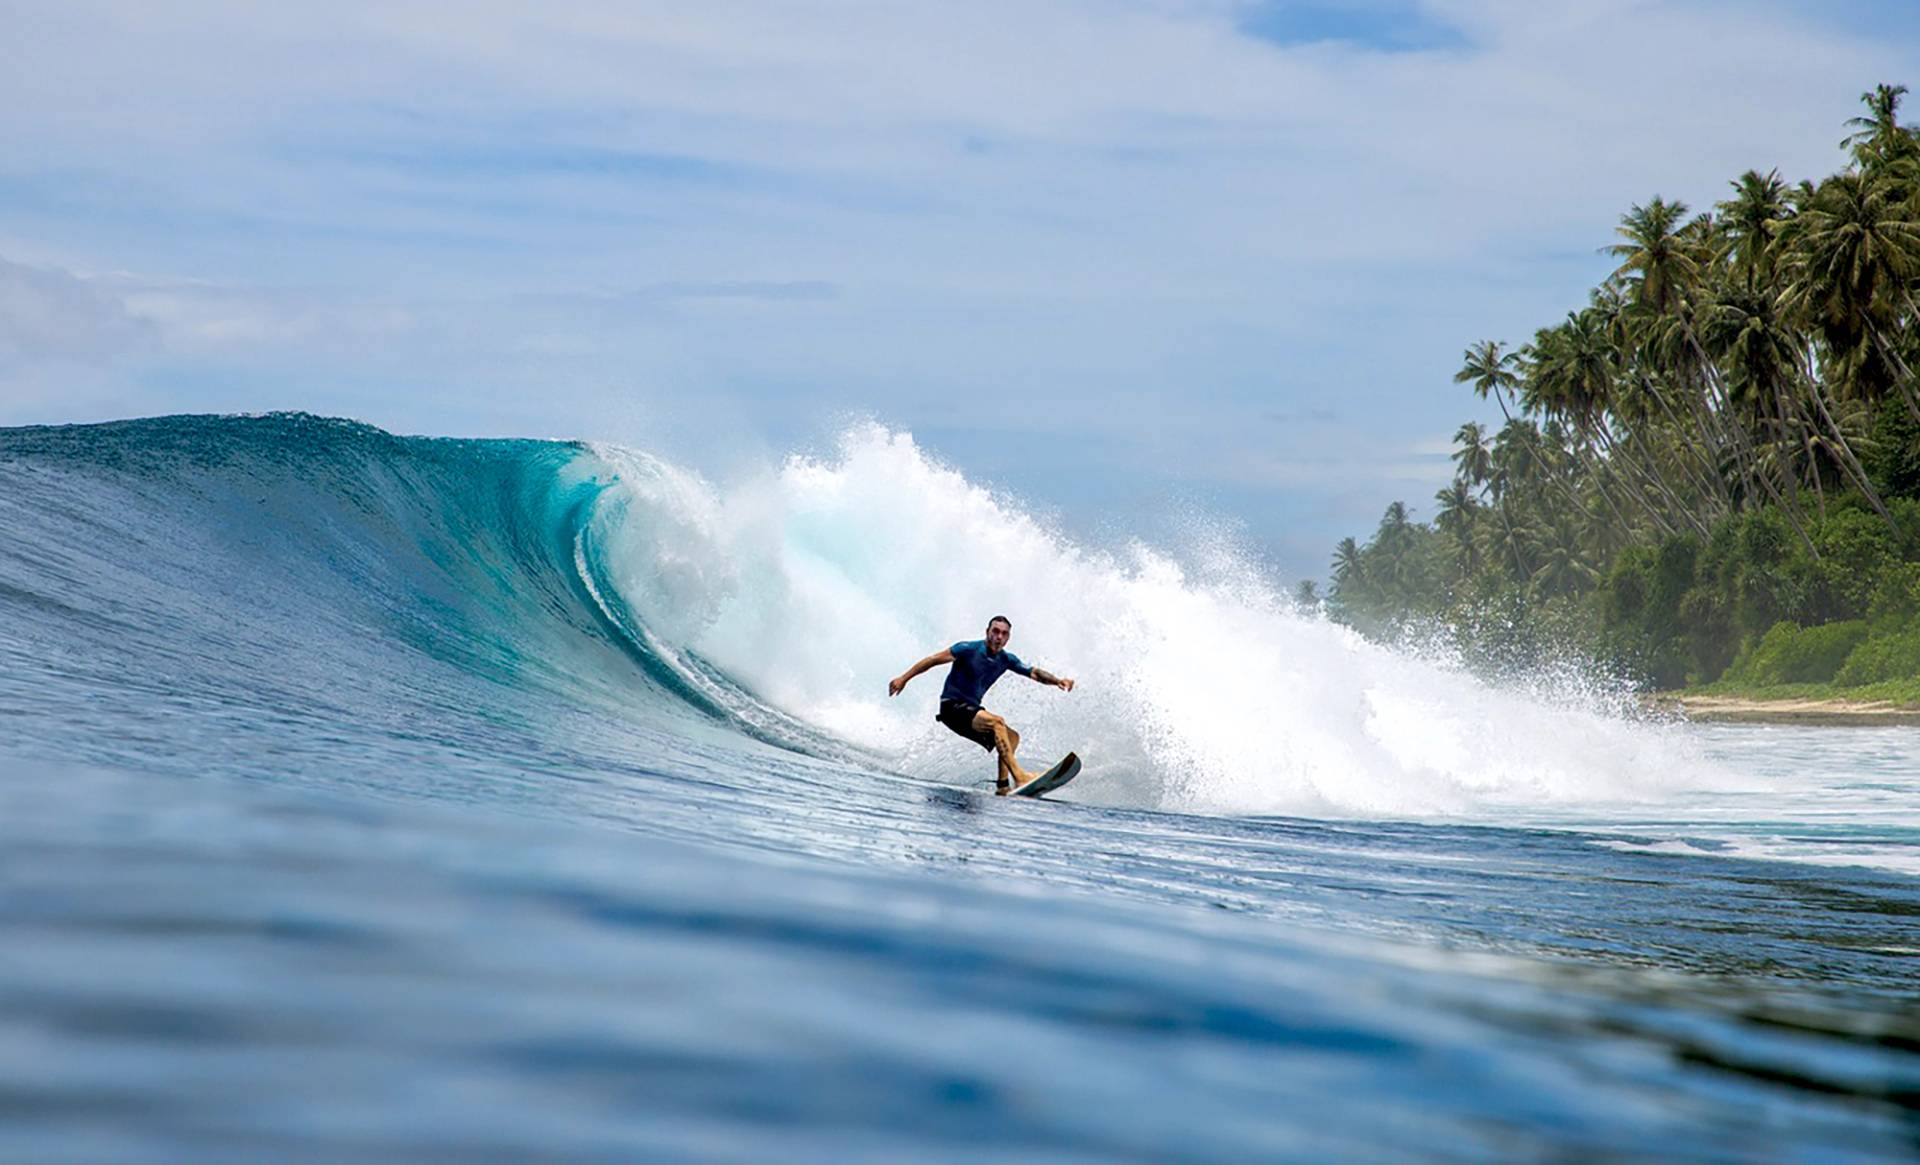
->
[1012,751,1080,798]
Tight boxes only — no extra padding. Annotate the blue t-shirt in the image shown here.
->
[939,640,1031,706]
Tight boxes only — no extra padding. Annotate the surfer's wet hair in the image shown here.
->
[987,615,1012,632]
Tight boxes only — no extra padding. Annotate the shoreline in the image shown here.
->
[1653,693,1920,726]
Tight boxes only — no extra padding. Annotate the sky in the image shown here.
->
[3,0,1919,581]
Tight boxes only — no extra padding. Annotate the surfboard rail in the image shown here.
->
[1012,751,1080,798]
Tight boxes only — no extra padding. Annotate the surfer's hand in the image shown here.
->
[1057,677,1075,692]
[888,675,906,697]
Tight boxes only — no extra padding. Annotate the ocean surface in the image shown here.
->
[1,412,1916,1162]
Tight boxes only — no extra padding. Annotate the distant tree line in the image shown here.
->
[1323,84,1920,691]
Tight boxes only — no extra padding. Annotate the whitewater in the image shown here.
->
[2,413,1915,1161]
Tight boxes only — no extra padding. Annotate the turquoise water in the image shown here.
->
[2,414,1916,1161]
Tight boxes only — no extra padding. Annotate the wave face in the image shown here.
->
[1,412,1712,819]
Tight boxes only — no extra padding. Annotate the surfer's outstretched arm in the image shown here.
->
[1029,666,1075,692]
[888,649,954,697]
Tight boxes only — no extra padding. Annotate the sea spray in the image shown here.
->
[581,423,1728,816]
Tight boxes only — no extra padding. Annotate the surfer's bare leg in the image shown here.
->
[973,711,1030,792]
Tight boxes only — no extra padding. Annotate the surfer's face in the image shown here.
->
[985,620,1011,652]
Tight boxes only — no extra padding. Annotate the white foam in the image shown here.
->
[583,424,1728,818]
[1548,724,1920,875]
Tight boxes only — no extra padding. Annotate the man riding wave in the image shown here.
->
[889,615,1075,793]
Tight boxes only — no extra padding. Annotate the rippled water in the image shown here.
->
[3,415,1916,1161]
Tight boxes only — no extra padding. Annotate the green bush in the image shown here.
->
[1696,510,1796,639]
[1806,508,1899,619]
[1677,586,1735,684]
[1835,621,1920,686]
[1724,619,1869,686]
[1596,537,1705,688]
[1867,562,1920,630]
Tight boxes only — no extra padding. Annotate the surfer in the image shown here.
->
[888,615,1075,793]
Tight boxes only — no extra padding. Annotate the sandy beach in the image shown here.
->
[1662,694,1920,726]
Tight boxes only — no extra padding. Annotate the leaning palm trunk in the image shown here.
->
[1489,386,1597,524]
[1656,354,1743,513]
[1616,453,1686,537]
[1679,316,1799,527]
[1517,427,1599,532]
[1679,368,1732,482]
[1870,321,1920,425]
[1634,444,1709,535]
[1758,382,1820,543]
[1493,500,1529,580]
[1595,420,1693,536]
[1683,328,1786,496]
[1633,374,1732,516]
[1738,425,1820,555]
[1678,327,1820,554]
[1793,354,1900,531]
[1726,361,1820,548]
[1670,326,1746,485]
[1586,421,1680,536]
[1601,373,1722,529]
[1575,437,1642,537]
[1797,340,1890,517]
[1766,378,1820,528]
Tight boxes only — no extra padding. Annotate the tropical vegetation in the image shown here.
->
[1322,84,1920,694]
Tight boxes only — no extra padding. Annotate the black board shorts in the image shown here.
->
[937,699,997,751]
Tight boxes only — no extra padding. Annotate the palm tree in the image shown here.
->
[1455,419,1533,577]
[1376,500,1413,553]
[1451,421,1493,494]
[1606,197,1701,317]
[1706,166,1894,528]
[1455,340,1523,425]
[1331,537,1366,588]
[1459,337,1606,517]
[1527,516,1600,599]
[1783,170,1920,426]
[1433,480,1476,533]
[1702,278,1895,527]
[1717,169,1792,293]
[1801,394,1882,511]
[1491,418,1541,493]
[1597,371,1715,535]
[1605,197,1749,500]
[1369,502,1420,600]
[1433,480,1482,577]
[1612,196,1825,542]
[1591,281,1729,522]
[1522,312,1646,534]
[1843,83,1920,173]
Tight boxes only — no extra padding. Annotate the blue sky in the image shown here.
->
[2,0,1918,581]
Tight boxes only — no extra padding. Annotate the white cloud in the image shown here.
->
[103,275,419,351]
[1,3,1901,305]
[0,256,158,362]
